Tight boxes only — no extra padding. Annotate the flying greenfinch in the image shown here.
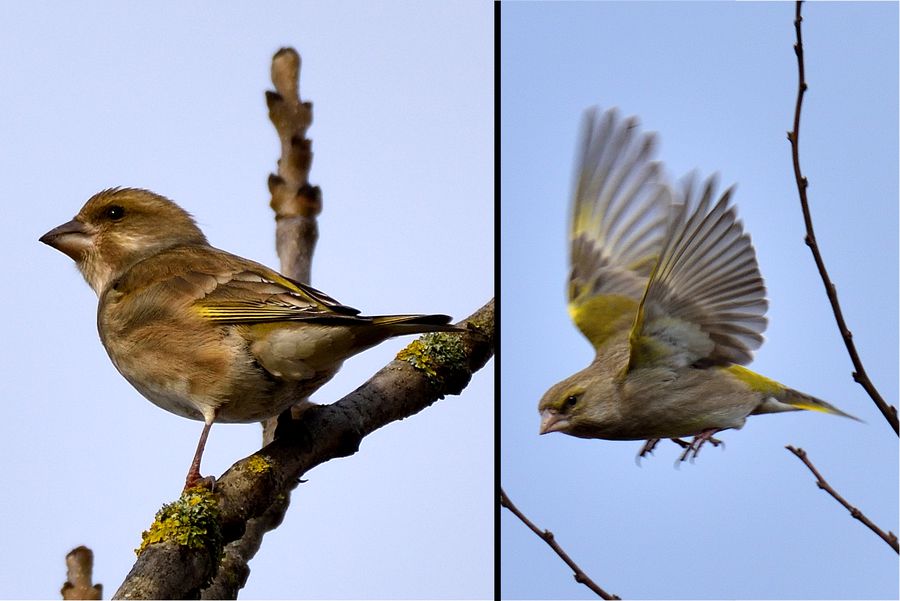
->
[538,108,858,460]
[40,188,460,488]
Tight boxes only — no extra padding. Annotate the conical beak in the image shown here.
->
[39,218,94,260]
[539,409,567,434]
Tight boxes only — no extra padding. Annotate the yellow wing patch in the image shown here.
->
[569,294,638,350]
[194,302,319,323]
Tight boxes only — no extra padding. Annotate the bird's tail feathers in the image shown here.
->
[757,388,862,422]
[368,313,463,335]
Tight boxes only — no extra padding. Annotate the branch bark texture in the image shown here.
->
[267,46,320,285]
[61,546,102,600]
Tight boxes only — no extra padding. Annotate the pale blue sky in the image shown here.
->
[1,2,492,599]
[501,2,897,600]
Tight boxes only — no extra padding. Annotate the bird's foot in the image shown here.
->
[183,473,216,493]
[677,429,725,462]
[636,438,666,464]
[637,437,696,464]
[638,438,662,459]
[183,460,215,492]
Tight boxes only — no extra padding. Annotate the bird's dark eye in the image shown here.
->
[104,205,125,221]
[565,395,578,408]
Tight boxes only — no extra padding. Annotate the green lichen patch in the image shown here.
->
[396,332,467,385]
[136,487,223,563]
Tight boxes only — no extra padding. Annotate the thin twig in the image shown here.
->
[267,46,320,285]
[262,46,321,447]
[785,0,898,434]
[205,47,318,598]
[786,446,898,553]
[500,487,620,600]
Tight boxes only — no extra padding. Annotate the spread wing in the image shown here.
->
[568,108,672,352]
[628,174,768,370]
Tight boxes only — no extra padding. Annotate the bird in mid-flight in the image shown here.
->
[538,108,858,460]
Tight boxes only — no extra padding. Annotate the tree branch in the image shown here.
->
[785,0,898,434]
[61,546,102,600]
[786,446,898,553]
[500,487,620,600]
[114,300,494,599]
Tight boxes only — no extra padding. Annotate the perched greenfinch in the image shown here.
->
[41,188,460,487]
[538,108,858,460]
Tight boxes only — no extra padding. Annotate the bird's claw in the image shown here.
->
[676,429,725,462]
[637,432,725,464]
[636,437,694,463]
[637,438,662,460]
[183,473,216,493]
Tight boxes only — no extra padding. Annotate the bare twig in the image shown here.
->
[500,487,620,600]
[785,0,898,434]
[205,46,320,598]
[267,46,321,285]
[262,46,321,446]
[786,446,898,553]
[61,546,102,600]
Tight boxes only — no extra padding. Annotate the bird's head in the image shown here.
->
[39,188,208,294]
[538,363,623,439]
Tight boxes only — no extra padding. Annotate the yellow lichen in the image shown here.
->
[246,454,273,474]
[136,487,222,563]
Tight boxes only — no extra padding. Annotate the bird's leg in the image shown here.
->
[184,418,215,490]
[637,437,693,463]
[637,438,662,459]
[677,428,724,462]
